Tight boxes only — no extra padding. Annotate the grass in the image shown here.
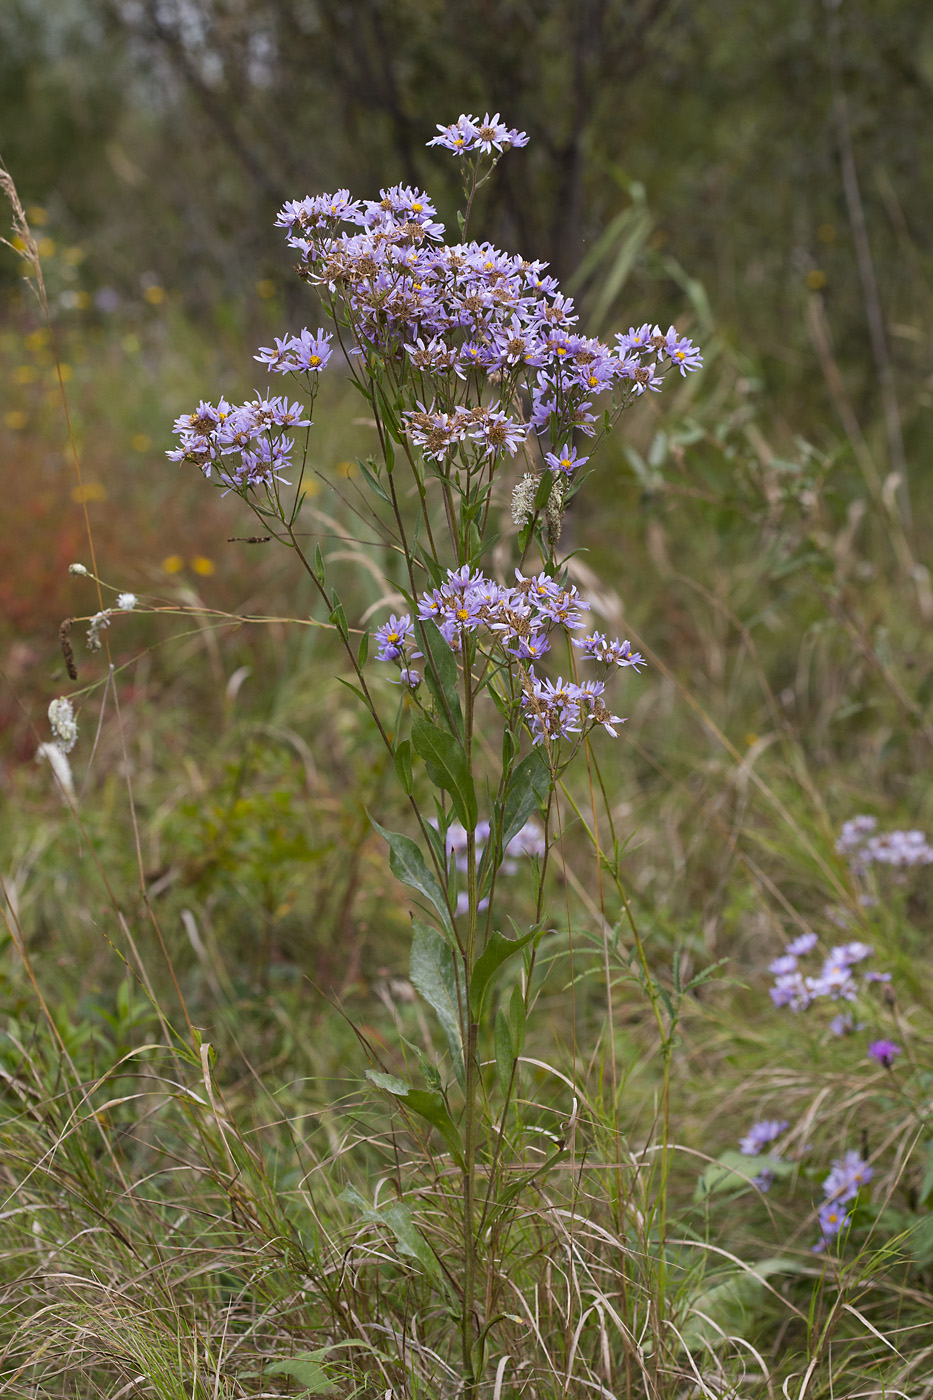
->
[2,175,933,1400]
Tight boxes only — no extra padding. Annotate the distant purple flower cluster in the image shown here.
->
[375,565,644,747]
[739,1117,788,1191]
[837,815,933,872]
[768,933,888,1012]
[815,1150,872,1249]
[434,817,546,915]
[166,393,314,490]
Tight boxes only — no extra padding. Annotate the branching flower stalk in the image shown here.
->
[165,110,703,1390]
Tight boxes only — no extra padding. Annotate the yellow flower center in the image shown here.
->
[309,355,321,366]
[457,608,470,621]
[412,202,423,213]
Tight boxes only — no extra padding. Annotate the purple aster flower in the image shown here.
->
[662,325,704,374]
[787,932,819,956]
[770,972,810,1011]
[505,631,551,661]
[805,963,858,1002]
[573,632,647,670]
[837,814,877,849]
[815,1200,851,1249]
[427,114,480,153]
[471,112,519,154]
[768,953,799,977]
[829,1012,855,1036]
[615,323,655,354]
[827,941,874,968]
[618,357,662,395]
[752,1168,775,1192]
[739,1118,788,1156]
[823,1149,872,1204]
[867,1039,901,1068]
[375,613,414,661]
[865,828,933,866]
[472,409,528,457]
[544,443,589,476]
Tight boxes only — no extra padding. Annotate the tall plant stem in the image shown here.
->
[460,642,480,1389]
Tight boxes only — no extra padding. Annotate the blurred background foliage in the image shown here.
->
[2,0,932,403]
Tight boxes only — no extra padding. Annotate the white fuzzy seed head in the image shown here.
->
[510,472,538,526]
[36,742,76,802]
[48,696,78,753]
[68,562,89,576]
[116,592,138,611]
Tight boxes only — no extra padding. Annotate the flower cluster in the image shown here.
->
[428,112,529,156]
[166,384,318,491]
[837,815,933,871]
[375,566,641,746]
[738,1117,788,1192]
[435,817,546,915]
[815,1150,872,1249]
[768,934,888,1012]
[270,129,701,477]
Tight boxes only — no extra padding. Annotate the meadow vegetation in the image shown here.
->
[3,9,933,1399]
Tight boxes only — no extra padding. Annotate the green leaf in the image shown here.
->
[534,472,553,509]
[393,739,413,795]
[469,927,539,1018]
[334,676,368,706]
[381,1201,440,1277]
[418,620,463,737]
[328,601,347,637]
[412,716,477,830]
[369,816,454,939]
[501,749,550,851]
[410,920,464,1086]
[495,1009,515,1097]
[356,456,392,503]
[266,1354,334,1395]
[367,1070,410,1095]
[508,982,526,1054]
[339,1187,445,1289]
[357,629,369,668]
[678,1259,805,1352]
[694,1151,791,1203]
[365,1069,464,1167]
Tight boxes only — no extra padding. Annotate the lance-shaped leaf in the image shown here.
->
[501,748,551,852]
[418,620,463,737]
[366,1069,464,1168]
[469,926,540,1018]
[411,716,477,831]
[369,815,454,939]
[410,920,464,1086]
[339,1186,446,1291]
[494,1009,515,1098]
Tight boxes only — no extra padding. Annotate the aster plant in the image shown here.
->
[167,113,701,1391]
